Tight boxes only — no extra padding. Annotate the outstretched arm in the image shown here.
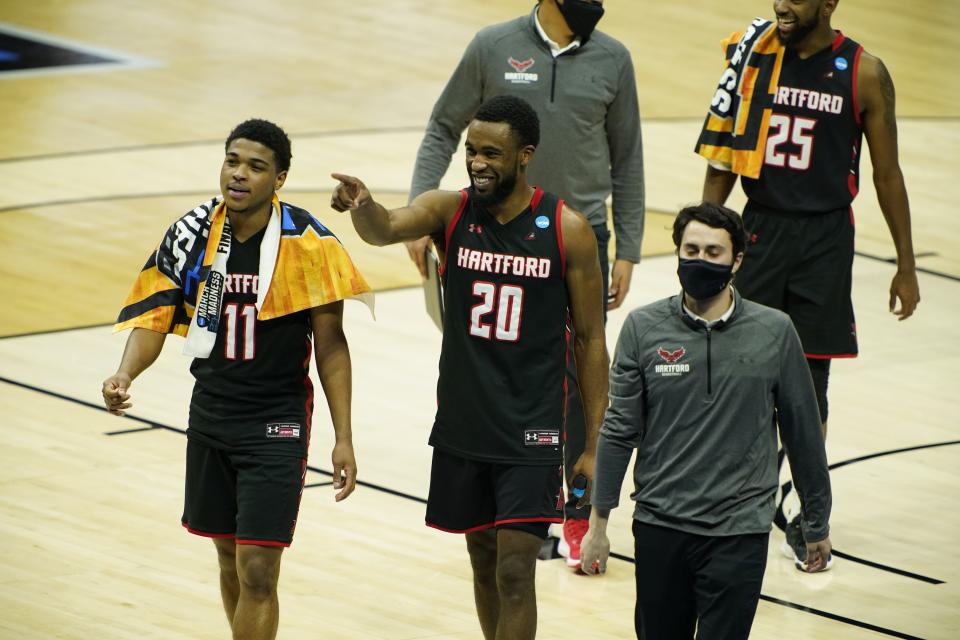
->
[311,301,356,502]
[859,52,920,320]
[330,173,462,247]
[102,328,167,416]
[562,206,610,506]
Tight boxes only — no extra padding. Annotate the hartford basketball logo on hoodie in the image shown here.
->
[505,56,538,84]
[655,346,690,376]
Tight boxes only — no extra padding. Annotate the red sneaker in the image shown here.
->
[557,517,590,569]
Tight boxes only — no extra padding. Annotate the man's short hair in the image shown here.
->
[473,95,541,149]
[225,119,292,172]
[672,202,747,256]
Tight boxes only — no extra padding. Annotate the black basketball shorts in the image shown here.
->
[181,438,307,547]
[737,203,858,358]
[425,448,564,539]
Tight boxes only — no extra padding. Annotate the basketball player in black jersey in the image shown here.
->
[102,120,359,640]
[331,95,609,640]
[701,0,920,568]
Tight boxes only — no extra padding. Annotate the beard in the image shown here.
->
[473,167,517,208]
[777,11,820,46]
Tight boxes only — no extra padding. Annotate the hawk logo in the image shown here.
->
[505,57,538,84]
[657,346,686,363]
[508,57,535,73]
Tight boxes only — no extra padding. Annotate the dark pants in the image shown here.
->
[563,223,609,518]
[633,520,768,640]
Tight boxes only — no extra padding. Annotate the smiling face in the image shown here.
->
[219,138,287,216]
[464,119,532,208]
[773,0,828,46]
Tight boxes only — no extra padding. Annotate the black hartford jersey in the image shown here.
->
[430,187,570,465]
[189,227,313,456]
[743,33,864,213]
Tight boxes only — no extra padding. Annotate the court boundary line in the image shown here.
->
[0,187,411,214]
[0,373,948,639]
[0,117,955,164]
[606,552,926,640]
[0,22,159,80]
[772,439,960,585]
[3,188,957,282]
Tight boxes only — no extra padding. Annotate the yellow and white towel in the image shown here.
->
[115,195,374,357]
[695,18,785,179]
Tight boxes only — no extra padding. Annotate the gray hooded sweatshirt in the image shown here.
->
[409,6,645,262]
[593,290,831,541]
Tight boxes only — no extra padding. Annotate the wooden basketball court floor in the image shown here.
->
[0,1,958,638]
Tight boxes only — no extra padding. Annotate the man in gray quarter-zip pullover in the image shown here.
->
[581,203,832,640]
[404,0,644,572]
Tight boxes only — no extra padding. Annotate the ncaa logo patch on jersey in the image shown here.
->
[535,215,550,229]
[834,57,848,71]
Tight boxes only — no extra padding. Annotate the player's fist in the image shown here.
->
[102,373,133,416]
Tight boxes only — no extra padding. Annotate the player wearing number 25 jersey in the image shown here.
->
[699,3,920,570]
[741,34,863,214]
[432,185,568,465]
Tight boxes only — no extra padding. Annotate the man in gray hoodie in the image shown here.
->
[405,0,644,571]
[581,202,832,639]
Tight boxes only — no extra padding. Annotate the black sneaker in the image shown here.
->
[781,515,833,572]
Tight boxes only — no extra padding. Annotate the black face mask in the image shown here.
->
[557,0,605,41]
[678,259,734,301]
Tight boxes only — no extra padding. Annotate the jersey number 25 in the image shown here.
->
[765,114,817,170]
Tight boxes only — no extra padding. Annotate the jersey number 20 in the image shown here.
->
[470,281,524,342]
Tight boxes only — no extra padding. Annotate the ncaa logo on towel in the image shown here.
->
[535,215,550,229]
[834,57,848,71]
[266,423,301,439]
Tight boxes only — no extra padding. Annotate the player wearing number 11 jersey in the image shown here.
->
[103,119,372,640]
[332,95,608,640]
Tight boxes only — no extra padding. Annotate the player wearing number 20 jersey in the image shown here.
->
[431,185,568,465]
